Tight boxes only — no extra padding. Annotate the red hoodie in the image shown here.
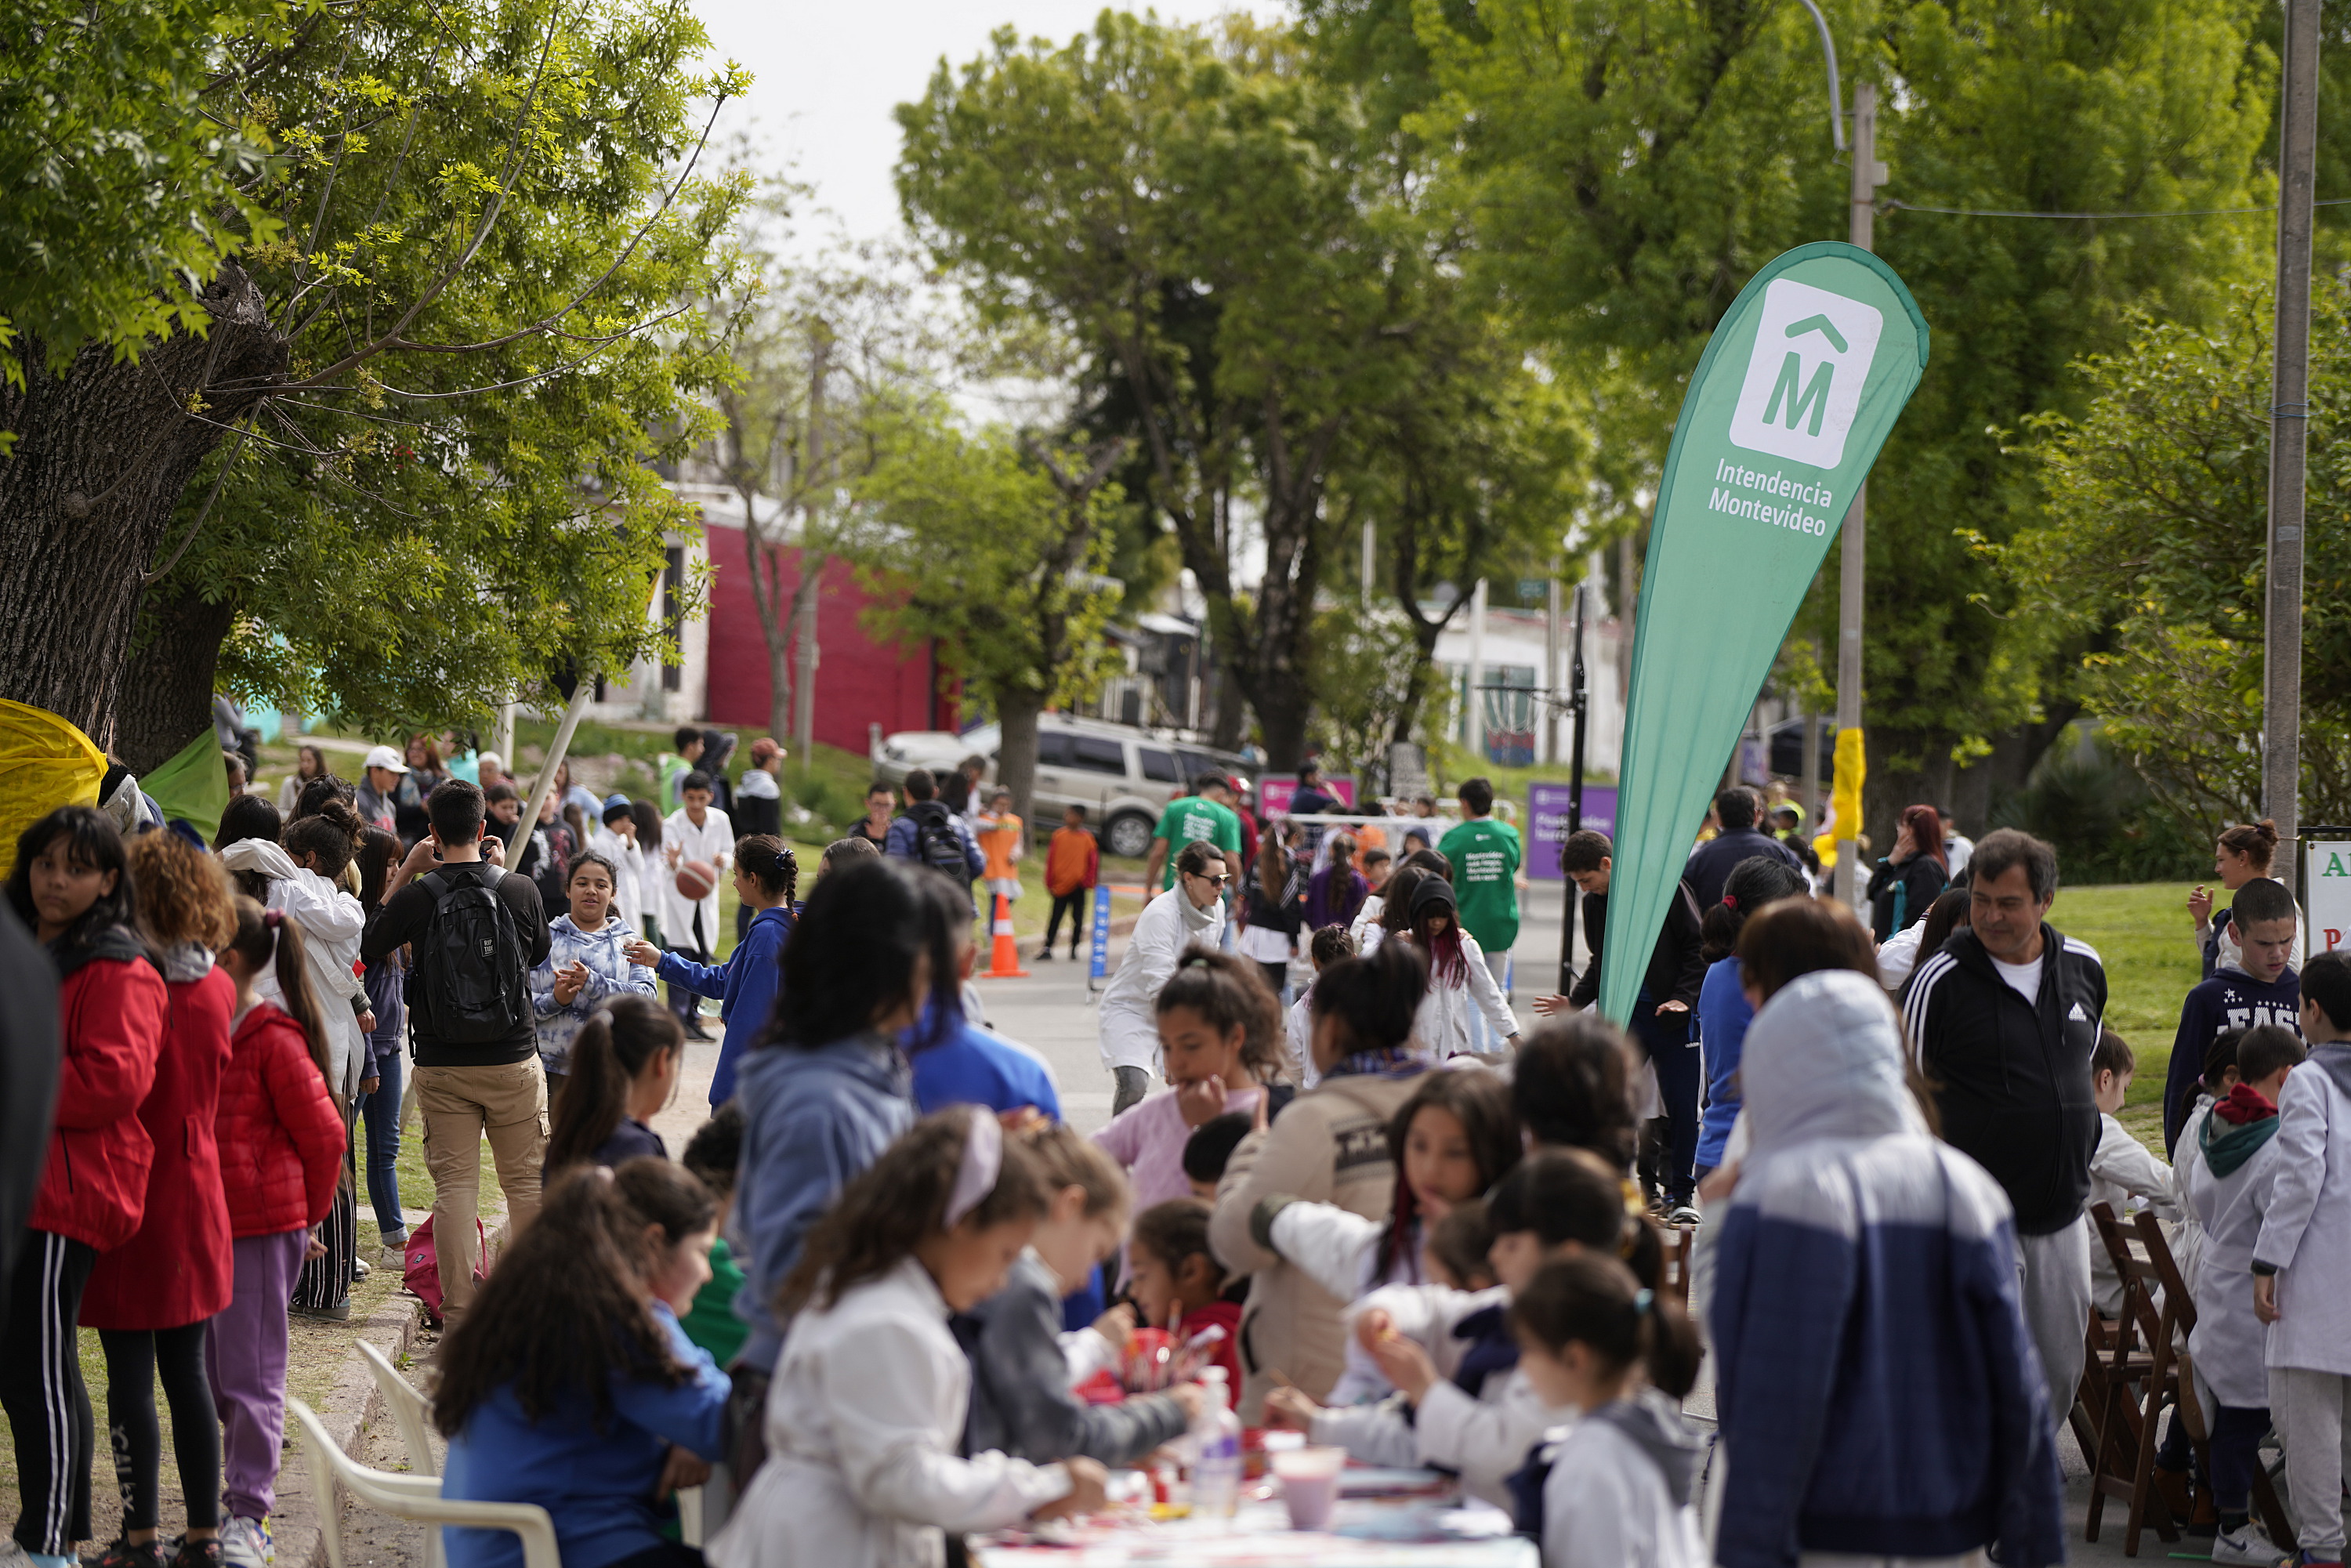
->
[31,948,167,1252]
[213,1001,345,1237]
[1179,1298,1245,1393]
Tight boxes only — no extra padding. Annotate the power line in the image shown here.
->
[1886,196,2351,220]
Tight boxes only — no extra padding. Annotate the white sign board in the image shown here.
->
[2305,838,2351,955]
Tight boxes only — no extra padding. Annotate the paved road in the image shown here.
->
[969,885,1578,1135]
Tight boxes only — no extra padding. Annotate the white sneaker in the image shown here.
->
[2211,1523,2283,1565]
[219,1516,271,1568]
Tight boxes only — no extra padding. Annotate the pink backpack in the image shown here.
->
[403,1215,488,1324]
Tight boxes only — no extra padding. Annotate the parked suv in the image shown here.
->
[872,715,1251,860]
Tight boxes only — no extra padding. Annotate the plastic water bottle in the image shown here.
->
[1192,1367,1243,1522]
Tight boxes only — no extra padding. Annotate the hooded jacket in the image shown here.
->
[31,932,167,1252]
[1901,923,2107,1235]
[1095,884,1223,1076]
[1512,1389,1708,1568]
[654,904,789,1106]
[2251,1043,2351,1376]
[1713,971,2065,1568]
[82,949,235,1330]
[2183,1084,2286,1407]
[2163,962,2301,1155]
[957,1251,1189,1466]
[731,1030,915,1372]
[212,1000,346,1237]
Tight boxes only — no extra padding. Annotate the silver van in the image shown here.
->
[872,715,1251,860]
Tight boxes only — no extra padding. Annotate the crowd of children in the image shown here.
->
[34,759,2351,1568]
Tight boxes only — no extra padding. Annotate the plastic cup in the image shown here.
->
[1271,1446,1347,1531]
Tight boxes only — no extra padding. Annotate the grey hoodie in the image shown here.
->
[1590,1387,1707,1508]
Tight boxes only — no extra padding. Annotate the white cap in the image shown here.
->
[477,751,505,773]
[363,744,408,773]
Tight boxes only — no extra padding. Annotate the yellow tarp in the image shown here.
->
[0,701,106,880]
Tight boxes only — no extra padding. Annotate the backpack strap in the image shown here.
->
[420,870,448,900]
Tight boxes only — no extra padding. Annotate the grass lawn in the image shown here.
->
[2050,881,2203,1152]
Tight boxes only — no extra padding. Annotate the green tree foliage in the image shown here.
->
[2,0,748,766]
[1320,0,2274,831]
[895,13,1429,767]
[2015,283,2351,831]
[848,420,1126,825]
[1,0,289,392]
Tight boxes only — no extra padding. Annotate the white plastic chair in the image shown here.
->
[288,1398,560,1568]
[357,1343,440,1479]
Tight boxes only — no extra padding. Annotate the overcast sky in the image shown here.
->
[692,2,1278,248]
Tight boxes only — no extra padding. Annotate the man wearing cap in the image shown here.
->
[358,744,408,836]
[476,752,509,795]
[1770,801,1820,878]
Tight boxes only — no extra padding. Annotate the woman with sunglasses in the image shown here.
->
[1096,841,1230,1116]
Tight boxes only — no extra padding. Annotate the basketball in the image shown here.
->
[675,859,719,901]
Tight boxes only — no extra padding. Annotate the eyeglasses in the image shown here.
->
[1190,872,1230,887]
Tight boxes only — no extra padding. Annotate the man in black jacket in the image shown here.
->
[1682,786,1803,912]
[1902,827,2106,1426]
[1558,829,1708,1219]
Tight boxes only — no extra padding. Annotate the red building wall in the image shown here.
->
[701,525,956,751]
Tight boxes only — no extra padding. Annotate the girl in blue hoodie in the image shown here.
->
[626,837,796,1108]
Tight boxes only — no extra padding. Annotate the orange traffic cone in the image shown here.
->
[982,893,1030,979]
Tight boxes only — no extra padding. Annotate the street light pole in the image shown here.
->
[2264,0,2320,895]
[1831,80,1889,908]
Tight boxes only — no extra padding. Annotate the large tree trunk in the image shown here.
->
[116,588,239,774]
[0,264,286,751]
[996,686,1044,837]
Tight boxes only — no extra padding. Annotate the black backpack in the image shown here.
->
[909,802,973,885]
[413,868,531,1045]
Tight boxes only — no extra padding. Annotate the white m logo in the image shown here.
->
[1728,277,1884,470]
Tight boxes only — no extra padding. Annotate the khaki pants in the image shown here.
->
[415,1057,548,1313]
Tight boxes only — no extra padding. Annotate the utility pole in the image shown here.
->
[1831,79,1889,907]
[1360,516,1375,610]
[1467,578,1489,762]
[1560,583,1588,995]
[1545,568,1563,765]
[2265,0,2320,895]
[792,334,830,755]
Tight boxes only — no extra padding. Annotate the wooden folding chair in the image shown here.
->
[2084,1201,2184,1555]
[1658,1223,1695,1308]
[2131,1208,2296,1553]
[2070,1305,2138,1471]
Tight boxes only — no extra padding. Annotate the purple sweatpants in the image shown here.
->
[205,1229,309,1520]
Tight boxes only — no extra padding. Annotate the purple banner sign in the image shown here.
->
[1527,782,1617,882]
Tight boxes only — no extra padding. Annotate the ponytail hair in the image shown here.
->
[1309,939,1429,1058]
[610,1157,719,1250]
[226,895,331,1093]
[545,996,685,1171]
[1510,1251,1703,1401]
[2219,818,2280,875]
[1154,948,1284,1082]
[433,1164,697,1437]
[734,835,798,901]
[1699,854,1811,964]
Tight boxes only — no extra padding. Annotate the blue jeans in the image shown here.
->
[360,1050,406,1242]
[1632,987,1701,1207]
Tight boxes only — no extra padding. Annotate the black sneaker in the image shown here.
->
[86,1539,165,1568]
[172,1537,223,1568]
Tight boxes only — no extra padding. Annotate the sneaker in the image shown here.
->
[290,1299,351,1322]
[218,1517,270,1568]
[1665,1205,1702,1227]
[168,1538,219,1568]
[1035,947,1054,961]
[83,1542,163,1568]
[383,1243,408,1266]
[352,1257,371,1280]
[2212,1524,2284,1565]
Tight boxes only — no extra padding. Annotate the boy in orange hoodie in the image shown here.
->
[1040,803,1099,961]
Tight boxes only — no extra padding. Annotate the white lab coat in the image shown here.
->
[2255,1055,2351,1376]
[1095,886,1223,1074]
[2088,1113,2177,1316]
[1540,1414,1708,1568]
[708,1257,1071,1568]
[1411,931,1517,1058]
[588,825,643,939]
[657,805,734,954]
[2182,1110,2286,1407]
[1877,918,1928,992]
[220,839,366,1096]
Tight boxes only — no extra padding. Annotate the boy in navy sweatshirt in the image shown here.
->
[2166,877,2303,1156]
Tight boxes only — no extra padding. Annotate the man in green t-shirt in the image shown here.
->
[1437,776,1523,988]
[1145,774,1244,893]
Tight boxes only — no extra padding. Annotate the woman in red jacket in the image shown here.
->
[1,806,168,1568]
[207,897,343,1568]
[82,835,240,1568]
